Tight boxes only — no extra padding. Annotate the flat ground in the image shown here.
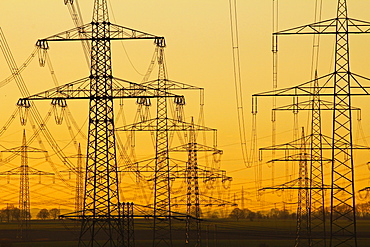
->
[0,219,368,246]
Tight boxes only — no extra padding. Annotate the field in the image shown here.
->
[0,218,369,246]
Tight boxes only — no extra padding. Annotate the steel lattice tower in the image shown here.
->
[116,46,209,246]
[0,130,52,239]
[265,74,328,246]
[309,75,326,247]
[19,0,168,245]
[153,46,172,247]
[329,2,356,246]
[76,144,84,217]
[78,1,121,245]
[295,128,310,247]
[185,118,201,247]
[253,1,370,245]
[19,130,30,239]
[261,129,312,246]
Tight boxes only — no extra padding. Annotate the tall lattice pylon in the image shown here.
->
[0,130,52,239]
[153,45,173,247]
[185,118,201,247]
[296,128,310,247]
[261,73,329,246]
[19,0,170,245]
[116,46,206,246]
[261,129,311,246]
[309,73,326,247]
[19,130,31,240]
[253,1,370,246]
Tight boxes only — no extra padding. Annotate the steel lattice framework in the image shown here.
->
[153,46,172,247]
[18,0,175,246]
[309,77,326,247]
[254,1,370,246]
[116,46,211,246]
[185,121,201,247]
[0,130,52,239]
[117,105,231,247]
[254,0,370,246]
[261,129,314,247]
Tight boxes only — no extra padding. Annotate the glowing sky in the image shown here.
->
[0,1,370,211]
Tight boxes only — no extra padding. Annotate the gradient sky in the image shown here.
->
[0,1,370,212]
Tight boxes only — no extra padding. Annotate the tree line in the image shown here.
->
[0,204,60,222]
[228,202,370,221]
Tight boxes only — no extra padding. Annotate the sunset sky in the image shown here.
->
[0,0,370,213]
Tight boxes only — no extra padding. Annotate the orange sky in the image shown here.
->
[0,1,370,212]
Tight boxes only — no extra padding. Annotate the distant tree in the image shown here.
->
[247,211,256,221]
[229,208,245,221]
[11,207,20,221]
[49,208,60,220]
[37,209,50,220]
[0,204,21,222]
[256,211,263,219]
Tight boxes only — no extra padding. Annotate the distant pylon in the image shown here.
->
[0,130,52,239]
[309,73,326,247]
[295,128,310,247]
[185,118,201,246]
[19,130,31,240]
[116,46,206,246]
[260,129,311,246]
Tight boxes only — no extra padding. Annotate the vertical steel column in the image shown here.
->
[19,130,30,239]
[185,119,201,246]
[79,0,122,246]
[153,44,172,247]
[75,144,84,217]
[295,128,310,247]
[330,1,357,246]
[310,75,326,247]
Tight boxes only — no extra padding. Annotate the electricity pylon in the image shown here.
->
[65,143,85,216]
[18,0,177,245]
[0,130,53,239]
[116,46,208,246]
[259,72,361,246]
[261,128,316,246]
[167,117,231,246]
[253,1,370,246]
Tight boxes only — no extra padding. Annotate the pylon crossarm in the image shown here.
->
[260,178,336,191]
[266,153,331,163]
[274,17,370,35]
[253,72,370,98]
[113,77,180,98]
[141,79,203,91]
[1,146,48,153]
[18,77,179,102]
[169,143,222,153]
[0,166,54,175]
[116,118,216,132]
[259,132,369,153]
[172,194,237,207]
[273,99,361,111]
[36,22,164,44]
